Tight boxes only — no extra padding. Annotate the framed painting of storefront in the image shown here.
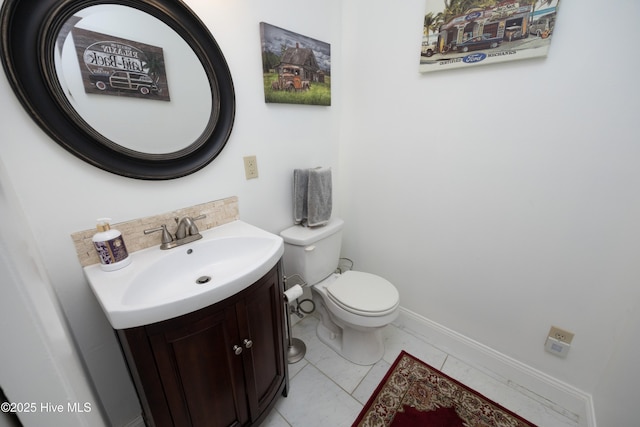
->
[419,0,561,73]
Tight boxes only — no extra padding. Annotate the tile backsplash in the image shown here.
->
[71,197,239,267]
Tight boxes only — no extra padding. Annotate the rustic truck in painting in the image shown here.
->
[271,65,310,91]
[271,43,323,91]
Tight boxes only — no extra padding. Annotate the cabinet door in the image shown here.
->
[236,266,286,421]
[149,304,249,427]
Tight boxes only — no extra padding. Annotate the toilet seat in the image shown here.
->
[326,271,399,317]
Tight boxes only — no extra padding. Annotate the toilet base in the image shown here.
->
[315,303,384,366]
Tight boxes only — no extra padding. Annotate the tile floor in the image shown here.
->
[263,315,579,427]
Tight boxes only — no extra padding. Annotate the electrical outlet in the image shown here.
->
[243,155,258,179]
[548,326,574,344]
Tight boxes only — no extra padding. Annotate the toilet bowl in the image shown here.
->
[280,218,400,365]
[312,271,399,365]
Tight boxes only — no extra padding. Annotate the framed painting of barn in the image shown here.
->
[260,22,331,106]
[419,0,561,73]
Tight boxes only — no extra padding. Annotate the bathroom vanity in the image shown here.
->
[83,220,288,427]
[117,265,288,427]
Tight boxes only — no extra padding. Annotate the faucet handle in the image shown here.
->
[174,214,207,239]
[174,214,206,224]
[144,224,174,244]
[189,214,206,235]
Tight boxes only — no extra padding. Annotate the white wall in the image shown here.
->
[0,0,342,424]
[0,159,106,426]
[1,0,638,425]
[339,1,639,426]
[592,303,640,426]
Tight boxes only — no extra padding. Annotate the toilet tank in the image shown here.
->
[280,218,344,285]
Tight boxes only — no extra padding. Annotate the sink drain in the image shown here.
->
[196,276,212,284]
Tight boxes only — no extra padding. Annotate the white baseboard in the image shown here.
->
[395,307,596,427]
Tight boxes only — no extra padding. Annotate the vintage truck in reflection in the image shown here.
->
[89,71,158,95]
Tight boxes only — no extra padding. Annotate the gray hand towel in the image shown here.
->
[307,167,332,227]
[293,169,309,224]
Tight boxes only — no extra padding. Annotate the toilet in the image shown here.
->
[280,218,400,365]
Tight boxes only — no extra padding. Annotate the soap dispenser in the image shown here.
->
[92,218,131,271]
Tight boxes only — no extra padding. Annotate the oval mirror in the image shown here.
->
[1,0,235,180]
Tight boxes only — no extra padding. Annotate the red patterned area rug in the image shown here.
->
[353,351,537,427]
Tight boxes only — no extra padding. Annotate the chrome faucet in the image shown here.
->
[144,214,206,250]
[175,216,200,240]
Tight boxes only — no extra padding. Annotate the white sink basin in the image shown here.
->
[84,220,284,329]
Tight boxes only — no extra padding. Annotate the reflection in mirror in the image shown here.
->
[54,5,213,156]
[1,0,235,179]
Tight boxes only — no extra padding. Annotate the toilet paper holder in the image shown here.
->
[283,274,308,364]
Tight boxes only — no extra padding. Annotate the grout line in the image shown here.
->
[277,408,293,427]
[348,364,375,400]
[300,349,372,399]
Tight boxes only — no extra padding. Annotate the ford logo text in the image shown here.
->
[463,53,486,63]
[465,11,482,20]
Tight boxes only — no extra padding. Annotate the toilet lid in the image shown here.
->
[326,271,399,315]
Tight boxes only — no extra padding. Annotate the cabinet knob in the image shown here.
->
[233,345,243,355]
[243,339,253,349]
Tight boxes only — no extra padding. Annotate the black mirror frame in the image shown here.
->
[0,0,235,180]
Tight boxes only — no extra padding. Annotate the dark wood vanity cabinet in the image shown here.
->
[117,264,288,427]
